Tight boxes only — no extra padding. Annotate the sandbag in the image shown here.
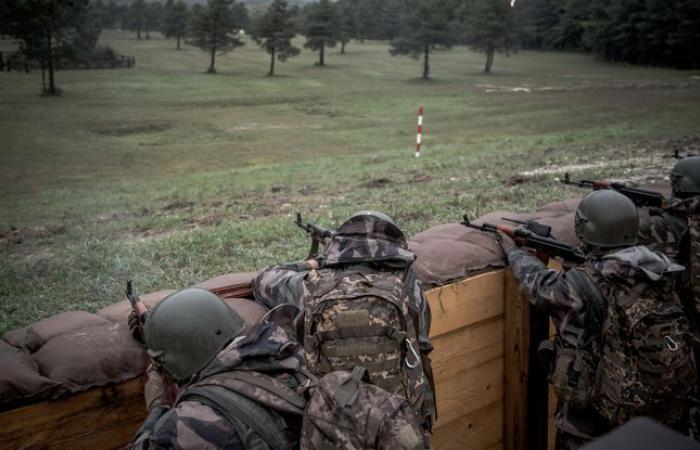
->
[32,323,147,395]
[97,289,176,323]
[0,340,60,411]
[15,311,111,353]
[536,198,581,216]
[3,327,29,350]
[196,272,256,299]
[221,298,267,330]
[410,222,508,285]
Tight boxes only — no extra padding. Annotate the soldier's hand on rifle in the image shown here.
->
[144,364,178,410]
[128,309,145,345]
[306,259,320,270]
[496,230,517,253]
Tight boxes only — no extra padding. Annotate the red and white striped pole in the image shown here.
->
[416,106,424,158]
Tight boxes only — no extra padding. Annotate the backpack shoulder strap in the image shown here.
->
[565,268,607,346]
[180,384,297,450]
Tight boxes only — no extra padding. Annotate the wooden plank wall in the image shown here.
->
[428,270,506,450]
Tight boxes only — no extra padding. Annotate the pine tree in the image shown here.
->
[126,0,146,39]
[461,0,520,74]
[5,0,97,95]
[335,0,357,54]
[163,0,189,49]
[188,0,244,73]
[230,2,250,32]
[303,0,337,66]
[144,1,164,39]
[389,0,456,80]
[252,0,299,76]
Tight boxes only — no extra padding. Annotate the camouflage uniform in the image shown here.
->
[130,307,305,450]
[639,196,700,321]
[508,245,690,450]
[253,214,436,430]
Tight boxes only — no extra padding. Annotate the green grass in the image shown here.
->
[1,30,700,333]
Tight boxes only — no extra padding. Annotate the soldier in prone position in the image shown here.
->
[129,288,306,450]
[253,211,437,439]
[505,190,697,450]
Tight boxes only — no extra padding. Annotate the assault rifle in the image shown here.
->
[295,212,333,259]
[126,280,149,324]
[559,173,667,209]
[462,216,586,264]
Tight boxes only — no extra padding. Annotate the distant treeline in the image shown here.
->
[519,0,700,69]
[1,0,698,96]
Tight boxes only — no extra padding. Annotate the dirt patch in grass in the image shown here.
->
[90,122,172,136]
[477,78,700,94]
[0,224,66,245]
[363,177,392,188]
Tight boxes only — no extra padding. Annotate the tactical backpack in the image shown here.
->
[301,265,428,419]
[301,366,428,450]
[177,371,306,450]
[552,266,697,426]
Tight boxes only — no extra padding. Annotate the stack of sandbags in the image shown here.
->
[0,272,257,412]
[408,199,583,286]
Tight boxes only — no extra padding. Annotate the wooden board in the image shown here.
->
[504,270,529,450]
[0,378,146,450]
[434,357,503,426]
[427,270,505,338]
[430,318,503,382]
[433,401,503,450]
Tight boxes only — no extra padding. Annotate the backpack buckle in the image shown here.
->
[665,335,680,352]
[405,340,420,369]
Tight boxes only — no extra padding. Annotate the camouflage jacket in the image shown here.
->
[253,222,433,355]
[130,306,304,450]
[507,245,684,440]
[639,196,700,316]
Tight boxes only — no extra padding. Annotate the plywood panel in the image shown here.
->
[433,401,503,450]
[427,270,505,338]
[0,378,146,450]
[431,318,504,382]
[435,357,503,426]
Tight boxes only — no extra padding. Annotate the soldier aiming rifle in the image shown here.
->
[462,216,586,264]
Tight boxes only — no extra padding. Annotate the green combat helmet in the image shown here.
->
[670,156,700,198]
[350,210,400,229]
[575,190,639,248]
[144,287,246,382]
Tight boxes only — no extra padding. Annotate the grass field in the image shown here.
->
[1,30,700,333]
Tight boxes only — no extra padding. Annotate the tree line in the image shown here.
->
[2,0,699,96]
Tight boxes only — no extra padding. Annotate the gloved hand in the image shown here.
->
[128,310,145,345]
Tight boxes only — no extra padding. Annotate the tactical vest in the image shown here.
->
[551,263,696,427]
[301,265,430,424]
[178,371,306,450]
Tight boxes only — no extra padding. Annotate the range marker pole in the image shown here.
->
[416,106,423,158]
